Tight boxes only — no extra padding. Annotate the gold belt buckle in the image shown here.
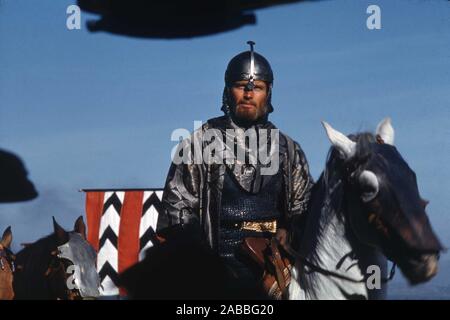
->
[241,220,277,233]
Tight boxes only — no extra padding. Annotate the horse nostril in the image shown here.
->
[423,254,439,279]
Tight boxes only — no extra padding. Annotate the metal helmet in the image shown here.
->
[222,41,274,115]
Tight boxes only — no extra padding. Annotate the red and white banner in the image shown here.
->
[84,189,163,296]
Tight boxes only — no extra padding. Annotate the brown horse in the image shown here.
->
[0,226,15,300]
[13,217,100,300]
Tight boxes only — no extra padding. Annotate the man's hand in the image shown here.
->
[275,228,288,251]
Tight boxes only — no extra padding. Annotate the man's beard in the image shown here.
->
[233,102,268,123]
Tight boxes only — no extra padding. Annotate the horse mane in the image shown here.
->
[303,132,376,262]
[14,233,59,299]
[322,131,377,195]
[349,132,377,163]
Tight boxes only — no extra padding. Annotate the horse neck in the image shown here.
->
[293,170,373,300]
[14,235,55,299]
[307,178,361,271]
[0,253,14,300]
[295,169,387,300]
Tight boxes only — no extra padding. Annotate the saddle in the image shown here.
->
[241,237,293,300]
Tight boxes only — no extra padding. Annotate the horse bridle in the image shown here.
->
[295,252,396,284]
[44,250,83,300]
[290,146,397,285]
[0,248,15,273]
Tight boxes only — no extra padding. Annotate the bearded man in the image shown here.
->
[159,41,314,299]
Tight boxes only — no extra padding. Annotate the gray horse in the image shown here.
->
[289,118,444,300]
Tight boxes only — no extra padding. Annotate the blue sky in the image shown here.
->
[1,0,449,298]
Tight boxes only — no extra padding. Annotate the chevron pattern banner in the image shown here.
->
[84,189,163,296]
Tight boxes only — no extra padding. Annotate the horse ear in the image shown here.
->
[321,121,356,159]
[74,215,87,239]
[421,199,430,209]
[53,217,69,245]
[376,117,395,146]
[1,226,12,249]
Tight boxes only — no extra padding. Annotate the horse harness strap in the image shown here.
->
[44,252,64,277]
[44,253,83,300]
[270,239,288,292]
[296,253,396,284]
[302,143,396,284]
[0,249,15,272]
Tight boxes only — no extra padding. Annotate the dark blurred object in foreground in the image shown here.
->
[0,149,37,203]
[78,0,310,39]
[118,224,238,299]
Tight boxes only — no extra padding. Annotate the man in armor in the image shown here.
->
[159,41,314,299]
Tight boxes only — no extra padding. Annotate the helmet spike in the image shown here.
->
[246,40,256,90]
